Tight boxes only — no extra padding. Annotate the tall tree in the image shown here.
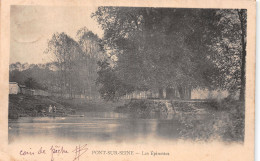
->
[76,27,105,99]
[92,7,221,100]
[46,32,84,97]
[237,9,247,101]
[208,9,247,101]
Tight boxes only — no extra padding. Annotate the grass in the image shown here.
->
[115,98,245,142]
[177,99,245,142]
[8,94,127,118]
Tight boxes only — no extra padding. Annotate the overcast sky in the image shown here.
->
[10,5,103,64]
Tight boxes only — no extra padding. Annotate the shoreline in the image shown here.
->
[8,94,126,119]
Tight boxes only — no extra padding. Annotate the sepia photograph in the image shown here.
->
[8,5,246,143]
[0,0,256,160]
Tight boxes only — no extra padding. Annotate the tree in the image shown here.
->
[237,9,247,101]
[92,7,222,100]
[96,59,134,101]
[45,29,106,99]
[24,77,44,89]
[208,9,247,101]
[9,62,58,91]
[46,32,84,97]
[76,27,105,99]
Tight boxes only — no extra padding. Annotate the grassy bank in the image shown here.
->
[8,94,125,119]
[175,101,245,142]
[115,98,245,142]
[9,94,64,119]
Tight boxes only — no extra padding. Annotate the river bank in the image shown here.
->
[8,94,125,119]
[8,94,244,142]
[115,98,245,141]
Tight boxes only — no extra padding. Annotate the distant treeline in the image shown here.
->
[9,62,56,90]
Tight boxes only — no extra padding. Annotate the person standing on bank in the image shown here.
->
[48,105,52,113]
[53,106,56,113]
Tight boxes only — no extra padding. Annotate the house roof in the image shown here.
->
[9,82,18,84]
[9,82,27,88]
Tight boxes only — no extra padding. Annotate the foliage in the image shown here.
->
[208,10,247,99]
[45,32,83,96]
[92,8,221,100]
[10,8,247,101]
[11,28,106,98]
[9,62,56,90]
[96,59,134,101]
[92,7,247,101]
[176,101,244,141]
[76,27,105,98]
[44,29,106,98]
[24,77,45,90]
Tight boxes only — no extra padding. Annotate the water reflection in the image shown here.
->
[8,110,243,143]
[9,111,184,143]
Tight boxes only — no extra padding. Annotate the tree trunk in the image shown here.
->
[84,89,86,99]
[238,10,246,101]
[158,88,164,99]
[59,68,63,97]
[188,88,191,99]
[183,86,192,99]
[166,88,174,99]
[178,86,185,99]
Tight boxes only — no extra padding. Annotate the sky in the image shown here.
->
[10,5,104,64]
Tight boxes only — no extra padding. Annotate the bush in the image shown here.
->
[114,99,169,118]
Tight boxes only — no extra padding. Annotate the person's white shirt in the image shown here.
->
[48,105,52,113]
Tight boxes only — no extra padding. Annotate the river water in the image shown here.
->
[8,111,183,143]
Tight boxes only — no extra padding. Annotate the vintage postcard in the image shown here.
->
[0,0,256,160]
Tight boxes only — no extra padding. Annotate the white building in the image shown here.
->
[9,82,20,94]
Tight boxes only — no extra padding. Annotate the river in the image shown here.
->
[8,111,184,143]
